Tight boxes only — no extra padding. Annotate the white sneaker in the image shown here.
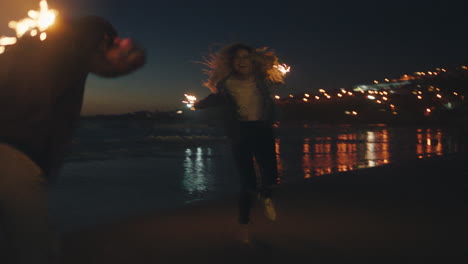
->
[239,224,252,245]
[262,197,277,221]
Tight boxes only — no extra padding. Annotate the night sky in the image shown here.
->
[1,0,467,114]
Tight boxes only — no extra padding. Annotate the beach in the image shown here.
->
[58,152,467,263]
[47,121,462,232]
[1,121,466,262]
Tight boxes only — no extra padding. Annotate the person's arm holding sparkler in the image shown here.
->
[193,93,226,110]
[90,37,146,77]
[73,16,146,78]
[89,36,146,77]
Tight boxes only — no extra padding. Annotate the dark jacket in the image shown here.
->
[195,75,278,138]
[0,16,117,180]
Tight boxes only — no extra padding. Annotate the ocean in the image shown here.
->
[49,119,461,232]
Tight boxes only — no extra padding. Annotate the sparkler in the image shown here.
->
[274,63,291,76]
[182,94,197,110]
[0,1,58,54]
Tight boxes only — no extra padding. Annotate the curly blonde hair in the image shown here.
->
[199,43,286,93]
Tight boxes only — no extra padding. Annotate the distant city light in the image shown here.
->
[303,98,308,102]
[304,93,310,97]
[274,95,280,99]
[367,95,376,100]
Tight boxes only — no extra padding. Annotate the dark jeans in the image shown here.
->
[231,121,278,224]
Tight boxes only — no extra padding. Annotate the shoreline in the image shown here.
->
[58,152,467,262]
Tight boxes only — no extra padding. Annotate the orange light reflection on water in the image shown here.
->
[416,128,446,159]
[275,138,283,183]
[337,133,358,172]
[274,128,430,179]
[303,138,312,179]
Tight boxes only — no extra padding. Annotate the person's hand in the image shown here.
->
[90,36,146,77]
[105,37,146,72]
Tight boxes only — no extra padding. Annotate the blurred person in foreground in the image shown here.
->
[194,43,286,244]
[0,14,146,263]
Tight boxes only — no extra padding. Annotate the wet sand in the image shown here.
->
[58,152,467,263]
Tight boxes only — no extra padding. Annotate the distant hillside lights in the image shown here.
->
[254,64,463,120]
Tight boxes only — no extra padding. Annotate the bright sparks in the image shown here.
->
[0,37,17,46]
[274,64,291,76]
[9,1,57,38]
[0,1,58,54]
[182,94,197,110]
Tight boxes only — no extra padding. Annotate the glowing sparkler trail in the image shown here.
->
[0,37,17,46]
[274,64,291,76]
[182,94,197,110]
[0,1,58,54]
